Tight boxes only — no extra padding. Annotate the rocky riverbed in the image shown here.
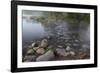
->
[22,37,90,62]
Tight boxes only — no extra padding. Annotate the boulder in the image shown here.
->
[57,45,63,48]
[31,42,38,47]
[32,47,39,51]
[55,48,69,56]
[36,50,54,61]
[40,39,48,48]
[36,48,45,55]
[27,49,35,55]
[66,46,71,51]
[69,51,76,56]
[24,55,36,62]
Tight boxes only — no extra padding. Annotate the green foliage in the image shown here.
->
[45,48,54,52]
[64,13,90,25]
[30,12,90,25]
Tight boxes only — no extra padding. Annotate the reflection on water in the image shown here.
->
[22,19,47,43]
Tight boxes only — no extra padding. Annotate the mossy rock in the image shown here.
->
[27,49,35,55]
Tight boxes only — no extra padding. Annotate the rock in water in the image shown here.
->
[36,48,45,55]
[31,42,38,47]
[79,52,87,59]
[27,49,35,55]
[36,50,54,61]
[40,39,48,48]
[55,49,69,56]
[24,55,36,62]
[69,51,76,56]
[66,46,71,51]
[32,47,39,51]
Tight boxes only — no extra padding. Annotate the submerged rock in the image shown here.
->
[32,47,39,51]
[55,48,69,56]
[24,55,36,62]
[36,48,45,55]
[69,51,76,56]
[79,52,88,59]
[27,49,35,55]
[66,46,71,51]
[36,50,54,61]
[57,45,63,48]
[31,42,38,47]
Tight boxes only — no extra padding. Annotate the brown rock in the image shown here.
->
[79,52,87,59]
[36,48,45,55]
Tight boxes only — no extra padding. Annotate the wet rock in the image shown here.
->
[40,39,48,48]
[32,42,36,47]
[57,45,63,48]
[82,44,89,49]
[36,48,45,55]
[32,47,39,51]
[55,49,69,56]
[27,49,35,55]
[36,50,54,61]
[31,42,38,47]
[79,52,87,59]
[24,55,36,62]
[48,46,53,49]
[66,46,71,51]
[69,51,76,56]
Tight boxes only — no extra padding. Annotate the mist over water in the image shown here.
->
[22,10,90,61]
[22,19,48,43]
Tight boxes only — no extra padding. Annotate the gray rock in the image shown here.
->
[81,44,90,52]
[56,49,69,56]
[31,42,38,47]
[31,42,36,47]
[36,50,54,61]
[82,44,89,49]
[57,45,63,48]
[69,51,76,56]
[24,55,36,62]
[40,39,48,48]
[66,46,71,51]
[32,47,39,51]
[27,49,35,55]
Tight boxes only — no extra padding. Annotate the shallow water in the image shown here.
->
[22,19,48,43]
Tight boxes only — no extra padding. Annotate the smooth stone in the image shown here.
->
[57,45,63,48]
[73,43,79,46]
[32,42,36,47]
[32,47,39,51]
[31,42,38,47]
[27,49,35,55]
[79,53,87,59]
[36,48,45,55]
[36,50,54,61]
[24,55,36,62]
[69,51,76,56]
[82,44,89,49]
[55,49,69,56]
[40,39,48,48]
[66,46,71,51]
